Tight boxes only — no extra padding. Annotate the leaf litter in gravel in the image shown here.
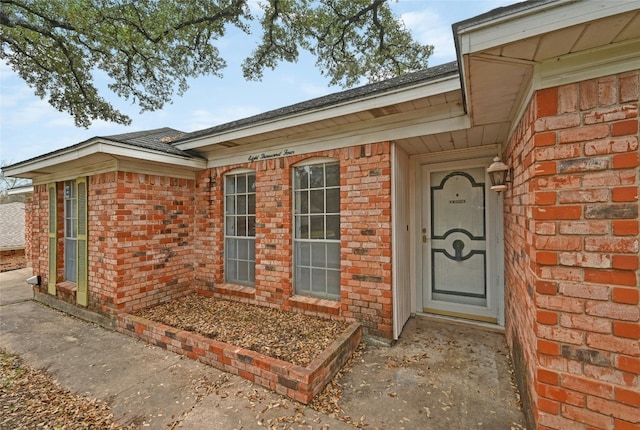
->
[136,295,370,424]
[135,294,350,367]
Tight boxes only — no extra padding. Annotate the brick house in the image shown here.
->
[0,201,27,272]
[4,1,638,428]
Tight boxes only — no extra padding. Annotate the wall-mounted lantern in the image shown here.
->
[487,156,511,193]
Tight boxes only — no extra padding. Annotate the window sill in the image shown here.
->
[214,283,255,299]
[288,295,341,316]
[56,281,77,298]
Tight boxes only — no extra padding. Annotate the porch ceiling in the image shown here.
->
[457,6,640,147]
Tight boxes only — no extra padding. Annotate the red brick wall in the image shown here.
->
[88,172,196,314]
[26,183,64,292]
[32,173,196,314]
[504,70,639,430]
[0,249,26,272]
[24,195,33,266]
[29,143,392,337]
[503,93,539,428]
[30,184,47,287]
[195,142,393,338]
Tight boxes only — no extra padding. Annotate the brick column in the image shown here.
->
[504,71,639,429]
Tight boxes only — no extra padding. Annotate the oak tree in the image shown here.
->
[1,0,433,127]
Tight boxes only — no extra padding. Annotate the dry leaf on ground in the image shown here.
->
[135,294,350,367]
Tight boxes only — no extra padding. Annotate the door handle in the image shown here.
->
[422,235,429,243]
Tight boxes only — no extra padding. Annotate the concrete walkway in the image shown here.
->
[0,268,526,429]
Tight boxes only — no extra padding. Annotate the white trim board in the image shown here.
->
[205,115,471,168]
[535,38,640,89]
[457,0,639,55]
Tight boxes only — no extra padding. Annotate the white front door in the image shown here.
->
[421,161,500,323]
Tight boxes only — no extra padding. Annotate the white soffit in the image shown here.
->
[458,1,639,135]
[457,0,639,55]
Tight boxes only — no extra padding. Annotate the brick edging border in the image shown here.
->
[117,313,362,404]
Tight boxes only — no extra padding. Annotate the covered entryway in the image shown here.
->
[415,156,504,325]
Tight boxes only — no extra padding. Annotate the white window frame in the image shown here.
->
[224,170,256,286]
[292,159,341,300]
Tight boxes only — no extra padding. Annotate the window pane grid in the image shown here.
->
[294,240,341,300]
[293,162,340,300]
[64,180,77,283]
[225,173,256,286]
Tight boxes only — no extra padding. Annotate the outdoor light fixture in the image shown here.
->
[487,156,511,193]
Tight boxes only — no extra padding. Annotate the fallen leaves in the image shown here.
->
[308,341,366,426]
[135,294,350,367]
[0,351,136,429]
[135,295,369,426]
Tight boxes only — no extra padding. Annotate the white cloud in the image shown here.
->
[398,0,517,65]
[3,98,56,127]
[400,9,457,64]
[0,61,17,81]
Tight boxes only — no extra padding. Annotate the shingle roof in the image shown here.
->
[103,127,194,157]
[6,127,196,170]
[453,0,559,33]
[175,61,460,143]
[0,202,25,250]
[9,62,460,170]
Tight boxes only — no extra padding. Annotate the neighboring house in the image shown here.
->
[0,201,27,271]
[4,1,639,429]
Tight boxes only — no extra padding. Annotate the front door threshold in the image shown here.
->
[420,308,503,331]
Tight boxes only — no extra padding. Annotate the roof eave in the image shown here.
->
[175,72,461,151]
[6,186,34,195]
[3,138,206,178]
[453,0,639,56]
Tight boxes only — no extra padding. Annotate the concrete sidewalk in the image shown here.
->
[0,268,526,429]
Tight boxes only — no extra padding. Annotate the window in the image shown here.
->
[293,161,340,300]
[64,180,77,282]
[49,177,88,306]
[225,172,256,286]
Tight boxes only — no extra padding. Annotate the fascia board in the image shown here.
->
[4,139,206,177]
[205,114,471,168]
[6,186,34,195]
[535,38,640,89]
[457,0,639,55]
[93,142,206,169]
[175,76,462,151]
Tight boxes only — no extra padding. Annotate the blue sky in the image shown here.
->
[0,0,513,166]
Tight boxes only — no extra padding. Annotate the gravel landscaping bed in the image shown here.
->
[135,294,351,367]
[0,296,363,428]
